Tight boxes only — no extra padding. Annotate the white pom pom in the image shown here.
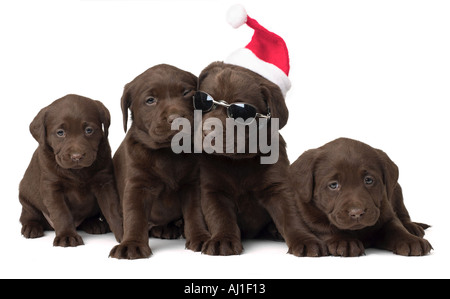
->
[226,4,247,28]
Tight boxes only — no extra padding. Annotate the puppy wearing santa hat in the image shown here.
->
[195,5,326,257]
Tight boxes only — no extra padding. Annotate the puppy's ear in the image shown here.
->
[376,149,399,200]
[120,82,133,133]
[290,149,317,202]
[260,82,289,129]
[29,106,48,145]
[198,70,209,87]
[94,100,111,137]
[188,73,199,88]
[198,61,223,87]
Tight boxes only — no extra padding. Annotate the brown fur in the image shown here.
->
[109,64,210,259]
[19,94,123,247]
[290,137,432,256]
[197,62,327,256]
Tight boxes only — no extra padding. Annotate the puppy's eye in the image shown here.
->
[364,176,374,185]
[85,127,94,136]
[56,129,66,138]
[183,89,192,97]
[328,181,340,190]
[145,97,156,105]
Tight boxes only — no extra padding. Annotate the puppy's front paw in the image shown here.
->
[201,236,243,256]
[185,233,211,252]
[109,241,152,259]
[393,236,432,256]
[53,232,84,247]
[21,222,44,239]
[327,238,365,257]
[288,238,328,257]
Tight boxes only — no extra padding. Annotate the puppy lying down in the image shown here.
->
[290,137,432,256]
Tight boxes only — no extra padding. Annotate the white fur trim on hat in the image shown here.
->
[226,4,247,28]
[225,48,291,97]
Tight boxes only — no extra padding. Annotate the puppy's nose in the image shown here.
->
[348,208,365,219]
[71,153,85,162]
[167,114,182,124]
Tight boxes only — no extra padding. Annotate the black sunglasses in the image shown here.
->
[193,91,271,124]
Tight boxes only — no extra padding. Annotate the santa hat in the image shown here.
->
[225,4,291,97]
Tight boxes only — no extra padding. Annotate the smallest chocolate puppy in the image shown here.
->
[19,94,123,247]
[290,137,432,256]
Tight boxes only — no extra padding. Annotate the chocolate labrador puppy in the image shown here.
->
[19,94,123,247]
[195,61,326,256]
[109,64,210,259]
[290,137,432,256]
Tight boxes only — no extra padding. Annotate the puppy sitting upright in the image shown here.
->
[196,61,325,257]
[109,64,210,259]
[195,6,325,256]
[19,94,123,247]
[290,137,432,256]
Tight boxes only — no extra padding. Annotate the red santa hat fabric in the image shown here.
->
[225,4,291,97]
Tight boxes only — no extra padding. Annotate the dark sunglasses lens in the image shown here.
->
[228,103,257,122]
[193,92,214,112]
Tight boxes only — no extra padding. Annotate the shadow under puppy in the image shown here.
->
[290,137,432,256]
[195,62,326,256]
[19,94,123,247]
[109,64,210,259]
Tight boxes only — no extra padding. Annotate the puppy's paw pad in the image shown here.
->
[201,237,243,256]
[109,241,152,259]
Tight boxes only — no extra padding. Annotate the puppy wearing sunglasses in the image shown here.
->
[195,62,326,256]
[109,64,210,259]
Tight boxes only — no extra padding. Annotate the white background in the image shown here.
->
[1,0,449,279]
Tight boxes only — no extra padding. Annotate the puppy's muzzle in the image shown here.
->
[57,149,96,169]
[348,208,366,220]
[71,152,85,162]
[167,113,182,125]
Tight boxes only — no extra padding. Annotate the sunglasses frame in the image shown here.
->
[193,91,271,124]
